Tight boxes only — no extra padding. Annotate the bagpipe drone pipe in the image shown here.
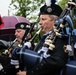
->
[0,22,41,75]
[0,24,33,75]
[11,28,42,70]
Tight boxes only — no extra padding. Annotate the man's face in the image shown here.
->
[15,29,26,43]
[39,14,55,33]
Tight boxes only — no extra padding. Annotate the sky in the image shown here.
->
[0,0,11,16]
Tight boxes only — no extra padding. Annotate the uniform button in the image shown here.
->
[36,68,38,70]
[41,63,43,66]
[31,71,34,73]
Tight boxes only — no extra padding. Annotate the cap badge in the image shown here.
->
[20,24,24,28]
[26,25,30,28]
[47,7,52,13]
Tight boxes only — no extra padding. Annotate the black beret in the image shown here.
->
[15,22,30,30]
[39,4,62,17]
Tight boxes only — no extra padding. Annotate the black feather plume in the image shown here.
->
[51,0,56,5]
[45,0,56,6]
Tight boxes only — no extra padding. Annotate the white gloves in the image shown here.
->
[66,45,72,51]
[74,43,76,49]
[37,47,48,53]
[0,64,3,71]
[38,47,50,58]
[24,42,31,48]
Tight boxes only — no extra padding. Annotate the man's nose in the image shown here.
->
[39,20,42,26]
[15,32,17,36]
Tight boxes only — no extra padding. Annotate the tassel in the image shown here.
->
[66,45,72,51]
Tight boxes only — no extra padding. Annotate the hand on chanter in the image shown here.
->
[17,71,26,75]
[24,42,31,48]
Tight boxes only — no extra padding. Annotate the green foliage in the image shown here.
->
[57,0,68,10]
[32,30,43,43]
[9,0,44,21]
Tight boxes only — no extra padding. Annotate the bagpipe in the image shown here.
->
[1,0,76,75]
[10,26,42,70]
[0,22,41,75]
[15,1,76,75]
[10,0,76,72]
[0,38,18,75]
[0,22,38,56]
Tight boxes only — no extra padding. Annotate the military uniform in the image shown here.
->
[11,31,68,75]
[11,1,68,75]
[0,22,34,75]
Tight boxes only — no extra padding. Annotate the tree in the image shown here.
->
[10,0,68,22]
[57,0,68,10]
[9,0,44,22]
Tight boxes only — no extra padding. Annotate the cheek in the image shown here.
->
[44,25,48,28]
[43,22,48,27]
[44,22,50,28]
[48,22,53,28]
[19,33,24,38]
[22,33,25,37]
